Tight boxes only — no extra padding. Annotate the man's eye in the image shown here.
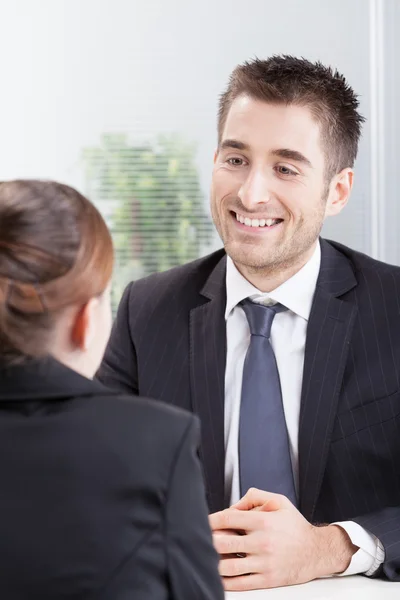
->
[277,166,297,176]
[227,157,244,166]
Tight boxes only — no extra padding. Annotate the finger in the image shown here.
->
[232,488,276,510]
[259,497,284,512]
[212,528,238,536]
[209,508,265,532]
[213,532,255,555]
[222,574,269,592]
[218,555,260,578]
[233,488,289,511]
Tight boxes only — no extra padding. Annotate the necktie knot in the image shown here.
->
[241,299,287,339]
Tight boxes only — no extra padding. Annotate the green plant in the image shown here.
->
[83,133,214,305]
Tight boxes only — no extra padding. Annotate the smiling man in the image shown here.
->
[98,56,400,590]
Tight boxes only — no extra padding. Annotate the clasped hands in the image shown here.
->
[209,488,357,591]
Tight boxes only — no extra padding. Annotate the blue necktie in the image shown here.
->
[239,299,297,506]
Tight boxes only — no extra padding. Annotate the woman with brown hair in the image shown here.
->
[0,180,223,600]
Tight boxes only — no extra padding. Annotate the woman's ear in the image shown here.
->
[70,297,99,351]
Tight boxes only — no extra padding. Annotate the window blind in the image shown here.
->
[83,133,215,308]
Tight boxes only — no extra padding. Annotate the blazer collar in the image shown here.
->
[200,253,227,302]
[191,252,227,512]
[0,356,115,402]
[317,238,357,296]
[298,238,358,520]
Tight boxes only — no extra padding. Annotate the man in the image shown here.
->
[98,56,400,590]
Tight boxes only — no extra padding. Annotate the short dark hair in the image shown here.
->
[218,55,365,180]
[0,180,114,364]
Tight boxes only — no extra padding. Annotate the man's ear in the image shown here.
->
[70,297,98,351]
[213,148,218,164]
[325,168,354,217]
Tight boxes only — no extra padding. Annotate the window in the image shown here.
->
[83,133,214,306]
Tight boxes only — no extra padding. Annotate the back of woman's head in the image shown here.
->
[0,180,113,364]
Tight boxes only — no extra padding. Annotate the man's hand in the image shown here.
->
[209,488,358,591]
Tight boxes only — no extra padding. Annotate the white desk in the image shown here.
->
[226,576,400,599]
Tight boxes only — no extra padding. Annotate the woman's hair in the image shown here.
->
[0,180,114,364]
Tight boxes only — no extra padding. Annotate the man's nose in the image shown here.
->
[238,169,273,211]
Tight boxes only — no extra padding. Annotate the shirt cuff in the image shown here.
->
[332,521,385,577]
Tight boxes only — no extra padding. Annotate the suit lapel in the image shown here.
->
[190,255,227,514]
[298,240,358,521]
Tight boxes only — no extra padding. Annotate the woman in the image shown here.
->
[0,180,223,600]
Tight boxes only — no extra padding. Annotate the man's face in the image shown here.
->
[211,96,344,274]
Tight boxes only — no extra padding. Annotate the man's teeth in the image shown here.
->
[236,213,280,227]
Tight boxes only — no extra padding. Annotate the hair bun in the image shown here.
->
[0,277,46,313]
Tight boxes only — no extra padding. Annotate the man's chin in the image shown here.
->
[225,248,277,271]
[224,245,282,272]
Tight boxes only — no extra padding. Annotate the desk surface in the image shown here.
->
[225,576,400,599]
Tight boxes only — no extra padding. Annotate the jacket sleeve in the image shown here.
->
[96,283,139,395]
[165,415,224,600]
[354,508,400,580]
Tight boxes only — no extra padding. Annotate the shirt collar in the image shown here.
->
[225,241,321,321]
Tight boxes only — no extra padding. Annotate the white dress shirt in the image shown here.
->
[224,242,384,577]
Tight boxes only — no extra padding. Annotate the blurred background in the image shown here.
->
[0,0,399,307]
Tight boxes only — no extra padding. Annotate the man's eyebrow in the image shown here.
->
[271,148,313,168]
[219,139,250,152]
[218,141,313,169]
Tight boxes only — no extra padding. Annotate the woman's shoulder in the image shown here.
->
[72,391,199,461]
[87,391,196,428]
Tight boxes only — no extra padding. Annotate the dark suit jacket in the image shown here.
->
[98,239,400,581]
[0,357,223,600]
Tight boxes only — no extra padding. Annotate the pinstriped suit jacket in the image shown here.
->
[98,238,400,581]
